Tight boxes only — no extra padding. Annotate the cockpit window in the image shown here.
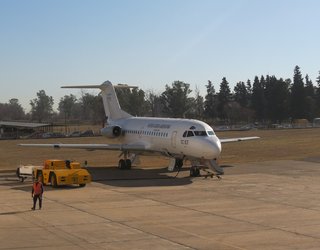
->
[187,131,194,137]
[207,130,215,136]
[194,131,207,136]
[184,130,211,137]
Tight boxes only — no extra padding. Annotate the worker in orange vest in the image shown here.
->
[31,177,44,210]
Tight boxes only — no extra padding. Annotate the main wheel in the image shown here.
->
[190,168,195,177]
[195,168,200,176]
[118,159,126,169]
[175,159,183,170]
[125,159,132,169]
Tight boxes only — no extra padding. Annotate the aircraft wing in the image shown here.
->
[19,143,148,152]
[219,136,260,143]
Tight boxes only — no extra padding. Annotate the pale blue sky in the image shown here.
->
[1,0,320,111]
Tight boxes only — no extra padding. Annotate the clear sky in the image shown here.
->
[1,0,320,111]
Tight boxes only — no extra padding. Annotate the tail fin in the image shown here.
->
[61,81,136,121]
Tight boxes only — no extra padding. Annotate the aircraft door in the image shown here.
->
[171,131,177,148]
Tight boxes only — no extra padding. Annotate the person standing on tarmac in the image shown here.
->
[31,177,44,210]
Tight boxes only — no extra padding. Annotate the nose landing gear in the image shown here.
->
[189,159,223,180]
[189,165,222,179]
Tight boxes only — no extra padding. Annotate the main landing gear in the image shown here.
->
[189,166,200,177]
[118,159,132,170]
[175,159,183,170]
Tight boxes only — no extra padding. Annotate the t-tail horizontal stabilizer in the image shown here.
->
[61,81,137,121]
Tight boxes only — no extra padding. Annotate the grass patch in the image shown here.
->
[1,128,320,170]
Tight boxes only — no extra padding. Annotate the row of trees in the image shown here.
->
[1,66,320,125]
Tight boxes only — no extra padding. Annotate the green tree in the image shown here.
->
[92,95,105,125]
[251,76,266,121]
[192,86,204,119]
[80,93,95,121]
[264,75,289,122]
[316,71,320,116]
[217,77,231,120]
[234,81,248,107]
[305,74,316,119]
[116,88,148,116]
[8,98,25,120]
[161,81,193,118]
[290,66,307,119]
[265,77,290,122]
[79,93,104,124]
[30,90,54,122]
[246,79,252,106]
[224,101,253,124]
[305,74,314,97]
[0,99,25,121]
[58,94,77,120]
[115,88,131,113]
[128,88,149,116]
[145,90,162,117]
[246,79,252,95]
[204,80,216,121]
[58,94,78,132]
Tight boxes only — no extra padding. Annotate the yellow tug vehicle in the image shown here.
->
[33,159,91,187]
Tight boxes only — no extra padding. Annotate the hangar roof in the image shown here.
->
[0,121,51,128]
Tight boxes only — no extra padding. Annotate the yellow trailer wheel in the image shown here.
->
[50,173,57,187]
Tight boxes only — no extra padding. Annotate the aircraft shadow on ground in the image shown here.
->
[220,165,235,168]
[3,165,228,190]
[90,165,234,187]
[88,166,194,187]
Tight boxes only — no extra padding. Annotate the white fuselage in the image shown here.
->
[107,117,222,160]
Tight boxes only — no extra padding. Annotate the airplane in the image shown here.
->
[20,81,259,178]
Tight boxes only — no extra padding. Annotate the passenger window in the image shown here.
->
[183,131,188,137]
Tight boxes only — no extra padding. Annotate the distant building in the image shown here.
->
[0,121,52,139]
[313,118,320,127]
[292,119,309,128]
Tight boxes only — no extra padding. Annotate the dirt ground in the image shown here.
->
[1,128,320,170]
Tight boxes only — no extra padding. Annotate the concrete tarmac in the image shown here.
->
[1,160,320,249]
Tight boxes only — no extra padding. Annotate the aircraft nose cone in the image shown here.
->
[212,138,221,156]
[203,137,221,159]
